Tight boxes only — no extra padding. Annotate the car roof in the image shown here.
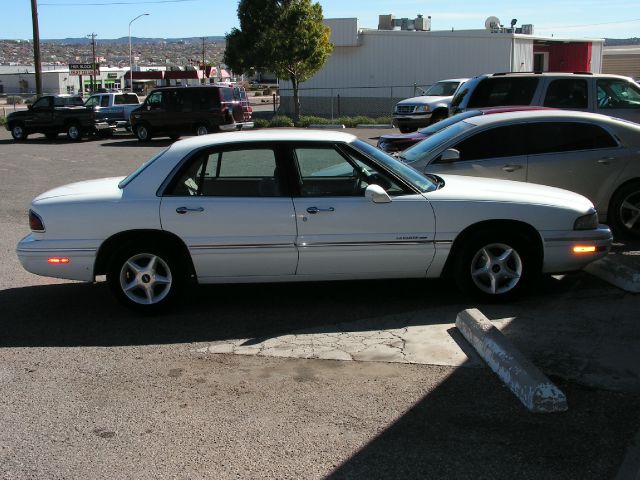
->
[461,109,636,127]
[169,129,359,152]
[479,72,634,81]
[437,78,469,83]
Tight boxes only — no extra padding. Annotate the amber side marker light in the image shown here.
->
[48,257,70,264]
[573,246,597,254]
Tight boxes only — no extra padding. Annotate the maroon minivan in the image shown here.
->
[130,85,254,142]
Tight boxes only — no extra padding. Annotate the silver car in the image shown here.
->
[399,110,640,238]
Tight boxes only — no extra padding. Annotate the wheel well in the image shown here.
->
[607,178,640,214]
[94,229,196,278]
[441,219,543,277]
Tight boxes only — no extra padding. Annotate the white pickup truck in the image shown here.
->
[84,91,141,130]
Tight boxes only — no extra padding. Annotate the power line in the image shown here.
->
[40,0,197,5]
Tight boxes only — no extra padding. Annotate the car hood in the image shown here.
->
[397,95,451,106]
[33,177,126,203]
[429,174,593,212]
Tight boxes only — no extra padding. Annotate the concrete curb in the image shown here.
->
[355,124,393,129]
[585,256,640,293]
[455,308,568,413]
[308,124,345,129]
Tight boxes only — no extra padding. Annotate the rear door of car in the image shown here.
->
[525,120,627,211]
[424,124,528,182]
[159,143,298,280]
[288,142,435,277]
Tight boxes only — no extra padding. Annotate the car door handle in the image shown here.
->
[306,206,335,214]
[176,206,204,214]
[502,164,523,172]
[598,157,615,165]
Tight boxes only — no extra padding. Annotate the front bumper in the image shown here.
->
[16,234,97,282]
[393,113,432,129]
[541,225,613,274]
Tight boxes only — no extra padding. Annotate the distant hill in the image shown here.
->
[41,36,226,45]
[604,38,640,46]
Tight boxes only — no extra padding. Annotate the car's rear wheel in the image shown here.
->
[107,245,185,311]
[454,230,537,301]
[135,124,152,142]
[66,122,82,141]
[195,124,209,136]
[11,124,28,141]
[608,181,640,239]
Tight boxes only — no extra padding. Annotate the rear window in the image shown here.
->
[527,122,618,154]
[53,96,84,107]
[114,94,139,105]
[221,88,234,102]
[468,77,539,108]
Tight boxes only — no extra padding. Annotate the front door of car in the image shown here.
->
[289,144,435,277]
[28,96,53,129]
[424,124,528,182]
[525,121,628,212]
[596,78,640,123]
[159,145,297,280]
[141,90,171,134]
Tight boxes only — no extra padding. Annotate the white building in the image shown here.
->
[279,16,604,117]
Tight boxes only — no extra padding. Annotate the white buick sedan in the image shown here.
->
[17,130,612,310]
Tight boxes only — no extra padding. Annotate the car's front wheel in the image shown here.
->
[11,124,28,141]
[135,124,152,142]
[195,124,209,136]
[454,230,537,301]
[107,246,185,311]
[609,181,640,239]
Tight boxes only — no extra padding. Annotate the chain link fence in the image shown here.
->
[277,84,434,119]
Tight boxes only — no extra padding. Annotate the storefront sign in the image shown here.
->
[69,63,100,76]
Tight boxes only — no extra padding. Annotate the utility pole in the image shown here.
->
[201,37,206,84]
[87,33,97,92]
[30,0,42,96]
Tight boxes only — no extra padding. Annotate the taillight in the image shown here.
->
[29,209,45,232]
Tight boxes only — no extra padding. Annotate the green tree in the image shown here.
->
[224,0,333,123]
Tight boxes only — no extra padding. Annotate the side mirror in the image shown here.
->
[438,148,460,163]
[365,184,392,204]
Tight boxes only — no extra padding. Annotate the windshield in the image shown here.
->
[417,110,481,135]
[424,81,462,97]
[401,121,474,164]
[118,149,167,189]
[352,139,437,193]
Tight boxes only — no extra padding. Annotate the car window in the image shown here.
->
[544,79,588,109]
[424,81,461,96]
[166,148,281,197]
[146,91,163,109]
[100,96,110,107]
[220,88,234,102]
[597,79,640,109]
[443,124,527,161]
[294,146,405,197]
[527,122,618,154]
[84,96,99,107]
[468,77,539,108]
[32,97,52,109]
[115,94,139,105]
[53,96,84,107]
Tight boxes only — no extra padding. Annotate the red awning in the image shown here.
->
[165,70,204,80]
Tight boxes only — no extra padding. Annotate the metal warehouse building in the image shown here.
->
[279,16,604,117]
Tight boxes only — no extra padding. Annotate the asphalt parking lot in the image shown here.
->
[1,127,639,479]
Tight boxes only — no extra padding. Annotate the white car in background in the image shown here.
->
[17,130,611,311]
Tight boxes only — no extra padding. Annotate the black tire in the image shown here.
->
[45,132,58,141]
[194,124,209,136]
[107,244,186,312]
[430,111,448,125]
[398,125,415,133]
[608,181,640,239]
[10,123,28,141]
[66,122,83,141]
[453,230,538,301]
[135,124,152,142]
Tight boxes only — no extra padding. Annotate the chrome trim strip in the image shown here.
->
[298,241,432,247]
[190,243,294,250]
[434,240,453,245]
[16,247,97,253]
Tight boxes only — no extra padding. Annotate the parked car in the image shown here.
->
[84,91,141,129]
[17,130,611,310]
[129,85,254,142]
[450,72,640,123]
[5,94,112,141]
[399,110,640,238]
[232,85,253,122]
[393,78,468,133]
[378,106,550,153]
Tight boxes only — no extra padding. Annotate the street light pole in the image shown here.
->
[129,13,149,92]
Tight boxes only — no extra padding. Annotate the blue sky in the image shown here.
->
[3,0,640,40]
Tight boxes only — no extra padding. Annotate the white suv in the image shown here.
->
[450,72,640,123]
[393,78,467,133]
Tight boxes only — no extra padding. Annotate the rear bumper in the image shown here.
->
[219,121,254,132]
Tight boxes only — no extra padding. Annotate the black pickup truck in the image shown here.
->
[5,94,112,141]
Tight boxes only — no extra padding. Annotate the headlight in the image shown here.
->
[574,210,598,230]
[414,105,430,113]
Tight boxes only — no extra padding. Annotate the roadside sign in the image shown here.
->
[69,63,100,76]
